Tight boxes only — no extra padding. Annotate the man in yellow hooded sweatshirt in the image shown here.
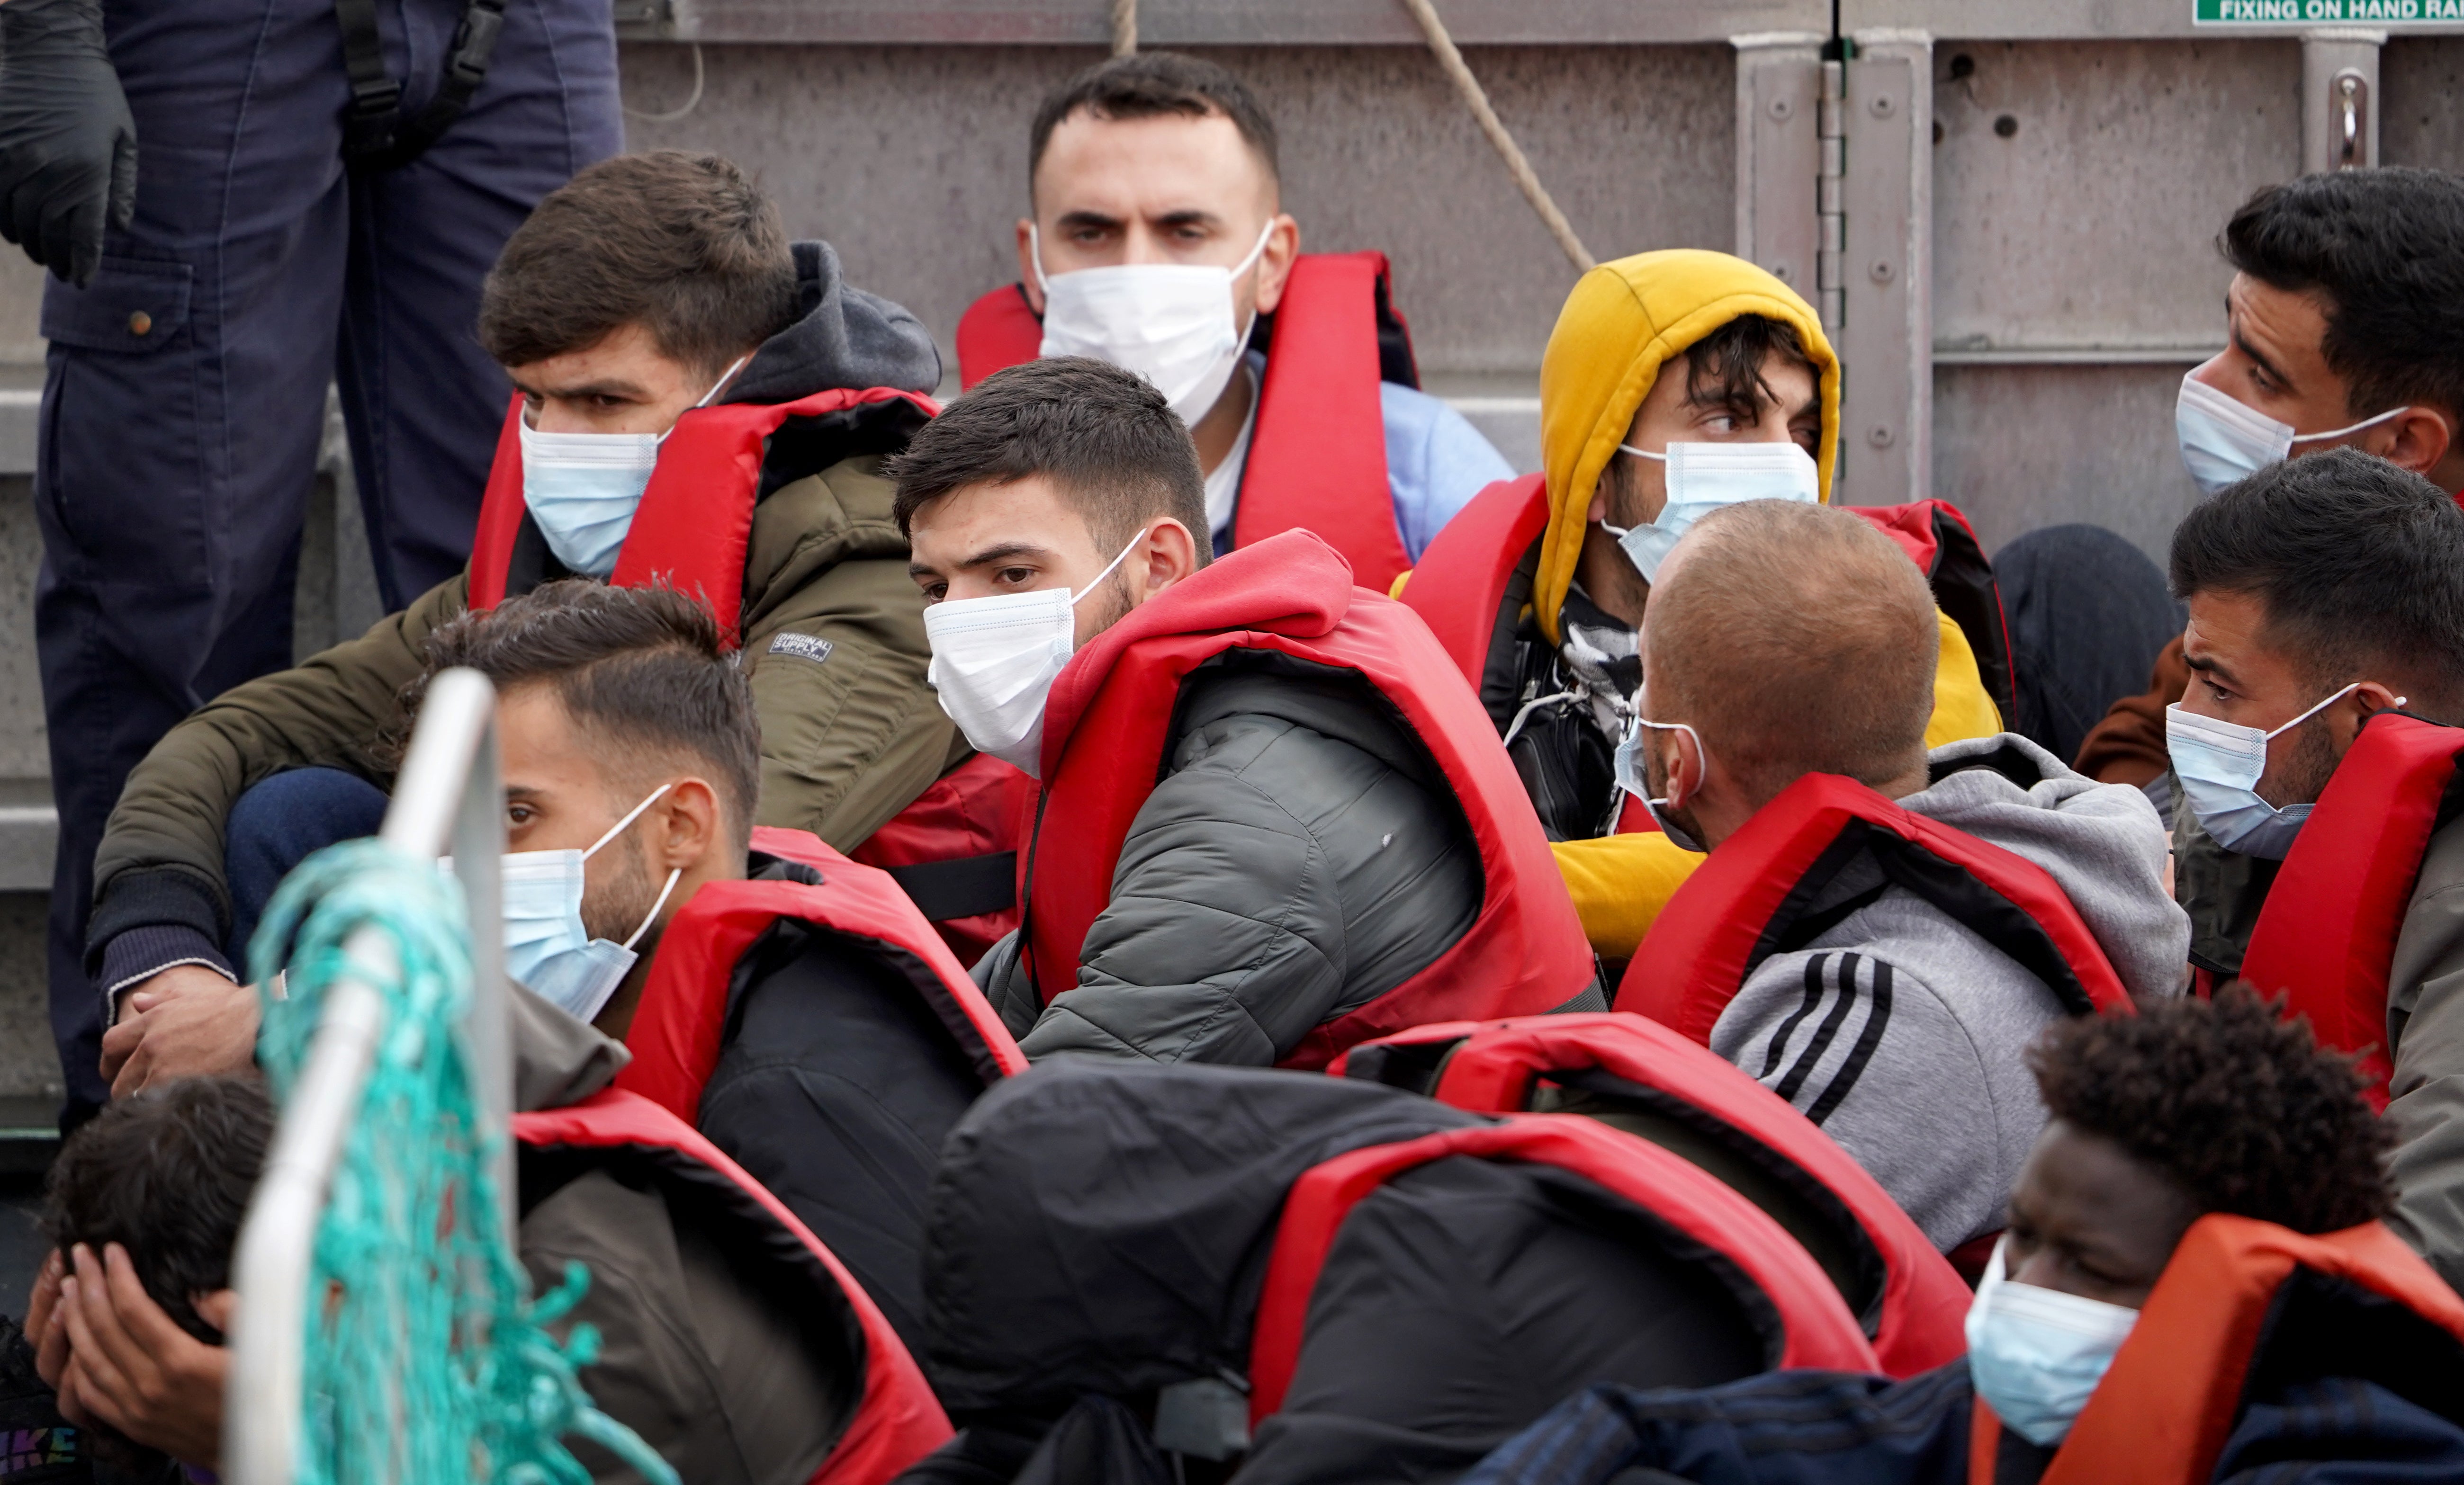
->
[1400,249,2004,959]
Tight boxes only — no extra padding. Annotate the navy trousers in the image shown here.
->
[36,0,619,1120]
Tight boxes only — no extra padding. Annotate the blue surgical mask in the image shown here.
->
[2165,684,2391,859]
[1602,440,1821,584]
[2175,372,2407,498]
[1613,715,1710,854]
[498,783,685,1023]
[519,355,750,578]
[1964,1237,2140,1448]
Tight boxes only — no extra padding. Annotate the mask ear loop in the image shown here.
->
[694,353,753,410]
[2259,681,2393,742]
[582,782,677,861]
[1069,530,1150,605]
[1635,716,1709,812]
[622,868,685,952]
[2289,404,2412,446]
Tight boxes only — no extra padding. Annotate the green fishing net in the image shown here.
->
[249,837,678,1485]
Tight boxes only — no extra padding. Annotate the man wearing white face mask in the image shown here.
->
[952,52,1513,594]
[893,358,1594,1068]
[83,152,998,1101]
[1397,249,2008,964]
[2078,167,2464,798]
[1455,992,2446,1485]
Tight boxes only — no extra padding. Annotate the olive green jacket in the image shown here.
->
[88,454,959,979]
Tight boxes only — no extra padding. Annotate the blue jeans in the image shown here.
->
[223,768,391,974]
[37,0,618,1119]
[1993,524,2185,770]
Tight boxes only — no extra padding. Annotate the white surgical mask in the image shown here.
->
[1964,1237,2140,1448]
[1613,715,1710,854]
[1602,440,1821,584]
[2174,372,2408,498]
[495,783,684,1022]
[519,355,750,578]
[2165,684,2391,859]
[924,534,1143,778]
[1033,220,1276,424]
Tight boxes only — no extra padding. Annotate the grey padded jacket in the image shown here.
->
[974,663,1492,1065]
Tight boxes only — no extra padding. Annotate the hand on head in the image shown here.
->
[29,1242,231,1467]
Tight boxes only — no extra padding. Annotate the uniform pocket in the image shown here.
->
[40,256,193,353]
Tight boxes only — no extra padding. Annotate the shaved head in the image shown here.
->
[1645,501,1935,808]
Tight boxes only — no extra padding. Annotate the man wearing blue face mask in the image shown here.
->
[951,51,1514,596]
[1455,991,2458,1485]
[2077,167,2464,799]
[79,152,983,1105]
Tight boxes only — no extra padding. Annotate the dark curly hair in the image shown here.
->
[42,1077,274,1343]
[2029,989,2394,1235]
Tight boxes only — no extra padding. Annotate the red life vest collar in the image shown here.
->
[1021,529,1594,1068]
[1331,1012,1971,1378]
[2241,711,2464,1110]
[1966,1214,2464,1485]
[1247,1113,1880,1425]
[952,253,1413,589]
[513,1089,953,1483]
[1398,473,1549,691]
[1616,771,2136,1040]
[468,386,939,643]
[618,827,1025,1124]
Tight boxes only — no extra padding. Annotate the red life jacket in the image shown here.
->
[1965,1214,2464,1485]
[1330,1011,1971,1378]
[1018,529,1595,1069]
[466,390,1025,955]
[953,252,1420,590]
[2240,712,2464,1111]
[1247,1112,1880,1426]
[617,826,1026,1355]
[513,1088,953,1485]
[1399,478,2020,753]
[620,826,1026,1118]
[1615,770,2136,1040]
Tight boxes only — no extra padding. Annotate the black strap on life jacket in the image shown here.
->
[333,0,509,171]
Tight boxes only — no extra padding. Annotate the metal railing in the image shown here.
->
[222,668,508,1485]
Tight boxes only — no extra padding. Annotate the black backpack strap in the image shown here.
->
[335,0,509,172]
[881,851,1018,923]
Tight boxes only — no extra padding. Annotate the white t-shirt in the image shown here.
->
[1201,361,1261,547]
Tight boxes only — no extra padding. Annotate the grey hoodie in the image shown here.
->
[1708,734,2189,1251]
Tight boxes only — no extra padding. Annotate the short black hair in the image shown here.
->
[1681,313,1816,426]
[479,151,798,383]
[43,1077,274,1344]
[886,357,1210,560]
[2224,168,2464,428]
[2030,989,2394,1235]
[1028,51,1279,188]
[2169,447,2464,721]
[402,581,763,850]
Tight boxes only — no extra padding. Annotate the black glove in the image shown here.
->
[0,0,135,288]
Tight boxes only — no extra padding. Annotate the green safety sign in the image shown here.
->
[2197,0,2464,20]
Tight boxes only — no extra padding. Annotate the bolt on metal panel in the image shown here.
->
[1834,31,1934,507]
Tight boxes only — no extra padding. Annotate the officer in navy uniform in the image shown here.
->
[0,0,621,1124]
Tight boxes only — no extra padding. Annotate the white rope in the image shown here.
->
[623,42,705,123]
[1394,0,1594,273]
[1111,0,1137,55]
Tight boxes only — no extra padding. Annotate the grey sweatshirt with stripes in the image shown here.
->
[1707,734,2189,1252]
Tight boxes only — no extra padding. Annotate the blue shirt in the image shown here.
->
[1214,351,1515,561]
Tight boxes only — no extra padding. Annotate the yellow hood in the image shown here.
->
[1533,249,1838,644]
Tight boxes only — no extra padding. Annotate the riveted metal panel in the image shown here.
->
[1734,35,1824,296]
[1836,33,1933,505]
[1929,38,2297,358]
[1934,362,2202,561]
[2381,34,2464,160]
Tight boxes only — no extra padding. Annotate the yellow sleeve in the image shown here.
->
[1925,608,2003,750]
[1549,831,1706,961]
[1543,608,1999,960]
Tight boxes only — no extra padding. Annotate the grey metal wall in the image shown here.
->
[6,17,2464,1105]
